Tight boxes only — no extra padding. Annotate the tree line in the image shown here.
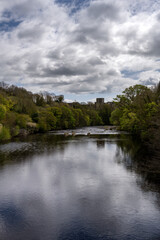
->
[1,81,159,151]
[0,82,112,140]
[110,83,160,152]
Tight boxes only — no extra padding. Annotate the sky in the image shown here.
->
[0,0,160,102]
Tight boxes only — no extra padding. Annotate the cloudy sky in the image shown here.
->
[0,0,160,102]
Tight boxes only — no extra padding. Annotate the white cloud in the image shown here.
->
[0,0,160,98]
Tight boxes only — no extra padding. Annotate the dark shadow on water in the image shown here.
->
[115,135,160,191]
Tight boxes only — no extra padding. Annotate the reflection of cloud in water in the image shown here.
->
[0,137,160,239]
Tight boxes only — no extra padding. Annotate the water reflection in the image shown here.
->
[0,133,160,240]
[116,136,160,190]
[96,140,105,149]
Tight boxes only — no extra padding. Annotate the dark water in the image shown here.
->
[0,129,160,240]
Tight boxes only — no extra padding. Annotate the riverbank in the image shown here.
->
[0,125,121,142]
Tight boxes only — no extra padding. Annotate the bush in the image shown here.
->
[16,114,31,128]
[11,125,20,137]
[0,104,6,121]
[0,126,11,140]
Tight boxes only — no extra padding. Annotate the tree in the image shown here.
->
[55,95,64,103]
[99,104,112,125]
[111,84,159,137]
[0,104,6,121]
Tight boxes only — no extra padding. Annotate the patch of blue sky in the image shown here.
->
[55,0,91,14]
[2,10,12,19]
[0,19,22,32]
[121,69,147,80]
[130,0,160,15]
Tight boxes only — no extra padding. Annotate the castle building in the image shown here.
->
[95,98,104,108]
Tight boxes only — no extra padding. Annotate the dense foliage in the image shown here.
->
[110,83,160,151]
[0,82,112,140]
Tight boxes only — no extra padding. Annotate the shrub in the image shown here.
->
[0,126,11,140]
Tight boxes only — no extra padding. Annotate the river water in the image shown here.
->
[0,127,160,240]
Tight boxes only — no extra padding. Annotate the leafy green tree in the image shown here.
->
[11,125,20,137]
[60,106,75,129]
[0,126,11,140]
[55,95,64,103]
[37,109,56,131]
[111,84,160,142]
[50,107,62,129]
[38,117,48,132]
[45,111,56,130]
[110,108,122,126]
[35,94,45,106]
[31,112,39,123]
[99,104,112,125]
[16,114,31,128]
[119,109,140,132]
[0,104,6,121]
[87,110,103,126]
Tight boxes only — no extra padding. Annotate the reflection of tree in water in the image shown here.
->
[116,135,160,191]
[1,133,160,192]
[0,134,69,166]
[96,140,105,149]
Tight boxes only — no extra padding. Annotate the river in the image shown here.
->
[0,127,160,240]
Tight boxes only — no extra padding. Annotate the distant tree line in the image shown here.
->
[0,82,112,140]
